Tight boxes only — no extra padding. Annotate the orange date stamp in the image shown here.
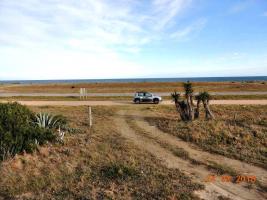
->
[204,174,256,183]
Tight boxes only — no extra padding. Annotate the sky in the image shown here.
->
[0,0,267,80]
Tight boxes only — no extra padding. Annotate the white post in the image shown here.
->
[80,88,87,100]
[84,88,87,100]
[83,88,85,100]
[88,106,92,127]
[80,88,82,100]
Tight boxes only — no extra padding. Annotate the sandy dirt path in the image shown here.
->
[114,110,266,200]
[1,100,267,106]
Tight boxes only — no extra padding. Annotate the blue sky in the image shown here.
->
[0,0,267,80]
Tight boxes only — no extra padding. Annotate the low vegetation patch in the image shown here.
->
[100,162,139,180]
[0,103,56,161]
[206,161,238,176]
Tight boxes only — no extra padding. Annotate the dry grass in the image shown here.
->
[145,105,267,169]
[0,94,266,103]
[0,106,202,199]
[125,117,240,178]
[0,96,131,101]
[1,81,266,93]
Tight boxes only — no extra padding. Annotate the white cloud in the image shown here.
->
[152,0,192,30]
[0,47,145,80]
[170,18,206,41]
[0,0,200,79]
[0,0,193,50]
[263,11,267,16]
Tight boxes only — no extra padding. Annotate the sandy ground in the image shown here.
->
[114,110,267,200]
[1,100,267,106]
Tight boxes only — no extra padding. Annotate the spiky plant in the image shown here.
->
[183,81,195,120]
[198,91,211,102]
[171,91,190,121]
[198,91,214,119]
[183,81,193,97]
[195,94,202,119]
[35,113,66,129]
[171,91,181,102]
[171,83,215,121]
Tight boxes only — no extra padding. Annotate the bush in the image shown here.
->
[0,103,55,160]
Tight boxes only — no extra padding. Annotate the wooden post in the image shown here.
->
[80,88,87,100]
[88,106,92,127]
[85,88,87,100]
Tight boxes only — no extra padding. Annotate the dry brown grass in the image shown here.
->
[125,116,240,179]
[1,94,267,102]
[0,106,202,199]
[0,96,131,101]
[145,105,267,169]
[1,81,266,93]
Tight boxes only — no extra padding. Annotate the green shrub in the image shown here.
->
[0,103,55,160]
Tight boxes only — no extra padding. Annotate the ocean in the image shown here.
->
[0,76,267,84]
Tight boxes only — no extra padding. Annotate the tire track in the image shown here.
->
[114,110,266,200]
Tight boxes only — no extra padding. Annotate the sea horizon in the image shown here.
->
[0,76,267,84]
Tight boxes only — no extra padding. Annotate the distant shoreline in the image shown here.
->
[1,76,267,84]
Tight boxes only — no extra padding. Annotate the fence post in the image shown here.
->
[85,88,88,100]
[88,106,92,127]
[80,88,87,100]
[80,88,82,100]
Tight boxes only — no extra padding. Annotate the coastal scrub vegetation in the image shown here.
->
[171,81,214,121]
[0,103,66,161]
[1,81,266,94]
[0,106,203,199]
[145,105,267,169]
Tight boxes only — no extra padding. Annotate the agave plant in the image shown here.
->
[35,113,66,129]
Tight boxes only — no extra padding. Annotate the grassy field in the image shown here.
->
[0,106,203,200]
[0,96,130,101]
[145,105,267,169]
[0,94,267,102]
[0,103,266,199]
[1,81,266,93]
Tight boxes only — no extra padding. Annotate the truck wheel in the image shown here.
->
[135,99,141,104]
[153,99,159,104]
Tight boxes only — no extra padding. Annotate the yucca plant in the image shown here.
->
[171,82,215,121]
[35,113,67,129]
[198,91,215,120]
[171,91,189,121]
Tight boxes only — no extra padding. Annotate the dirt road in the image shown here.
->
[114,110,267,200]
[1,100,267,106]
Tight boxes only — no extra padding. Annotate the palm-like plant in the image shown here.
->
[183,81,193,97]
[171,91,181,102]
[195,94,202,119]
[171,91,190,121]
[197,91,214,119]
[183,81,195,120]
[171,83,215,121]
